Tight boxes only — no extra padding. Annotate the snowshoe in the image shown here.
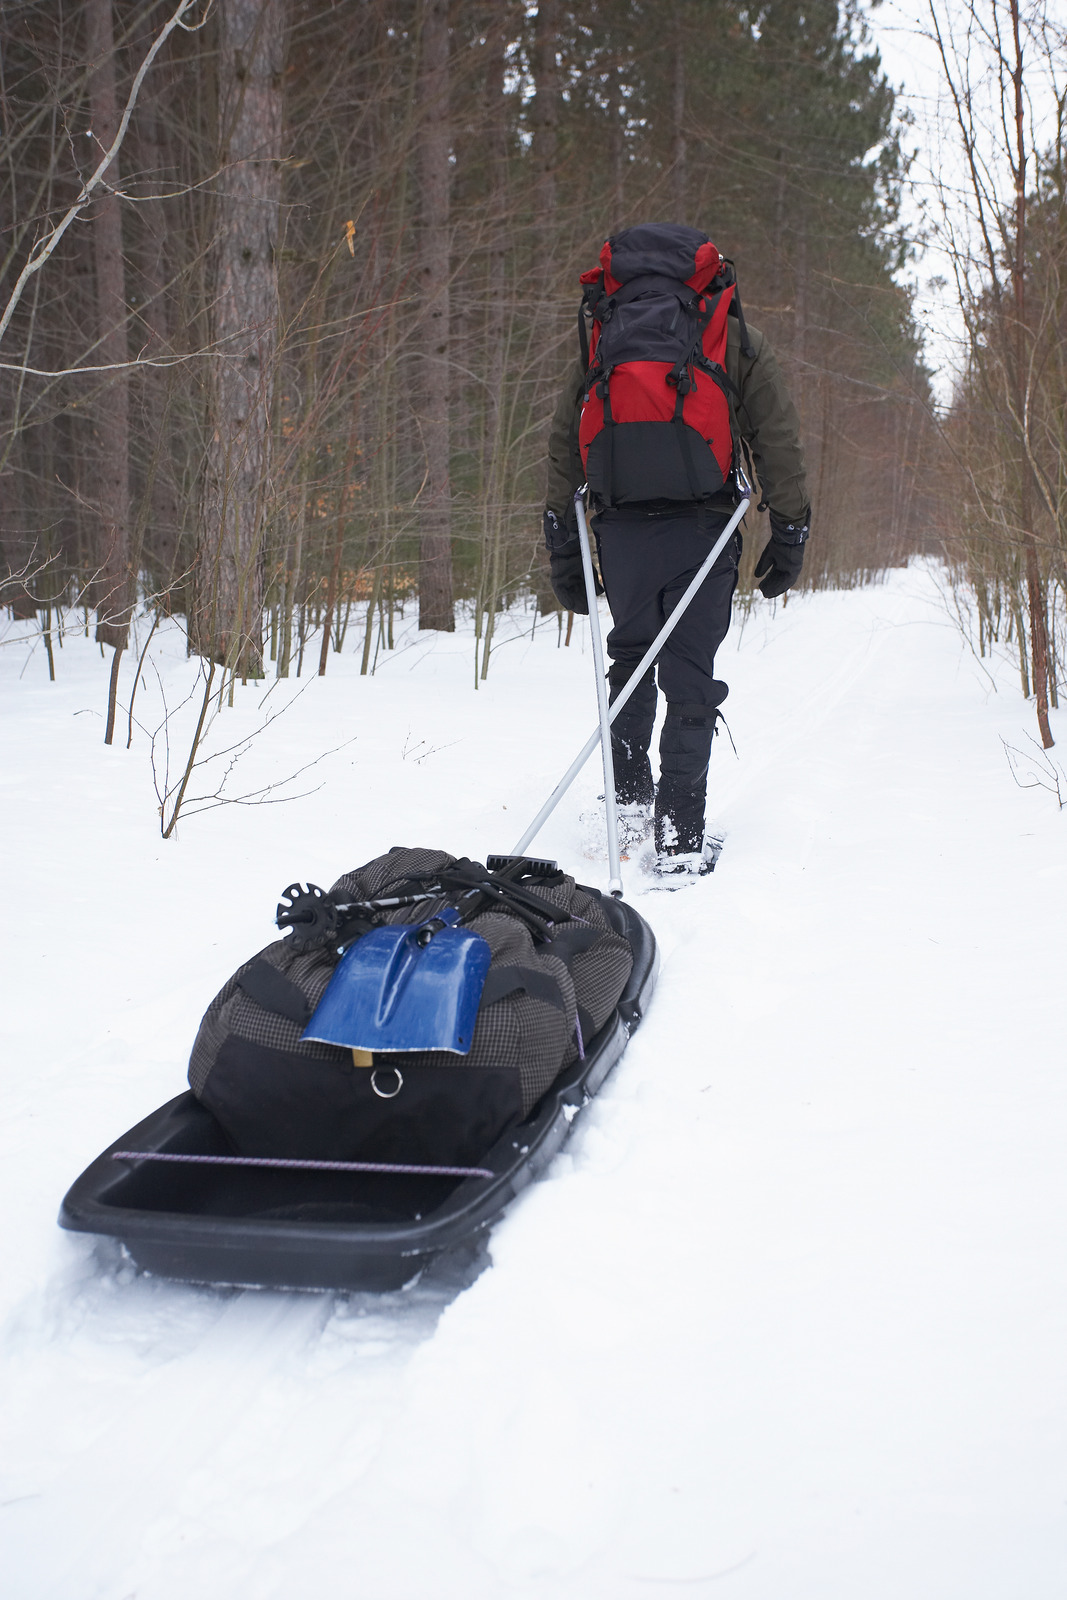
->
[646,833,724,889]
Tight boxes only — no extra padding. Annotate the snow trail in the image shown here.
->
[2,564,1065,1598]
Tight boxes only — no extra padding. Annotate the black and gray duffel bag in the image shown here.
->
[188,848,633,1168]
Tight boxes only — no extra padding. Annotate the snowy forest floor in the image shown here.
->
[1,561,1065,1600]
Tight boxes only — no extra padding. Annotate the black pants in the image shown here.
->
[595,506,740,850]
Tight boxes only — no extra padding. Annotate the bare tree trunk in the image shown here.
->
[1010,0,1053,748]
[609,59,626,223]
[794,215,808,376]
[672,8,687,218]
[195,0,285,678]
[773,152,787,326]
[0,131,34,618]
[318,408,360,675]
[130,51,183,601]
[477,7,508,659]
[533,0,559,225]
[0,362,35,618]
[86,0,132,680]
[414,0,454,631]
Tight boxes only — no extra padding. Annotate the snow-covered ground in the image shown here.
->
[2,563,1065,1599]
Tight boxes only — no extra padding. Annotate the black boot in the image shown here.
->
[608,665,656,807]
[611,711,655,806]
[654,708,716,854]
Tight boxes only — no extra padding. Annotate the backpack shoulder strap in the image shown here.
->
[578,301,590,370]
[578,278,603,370]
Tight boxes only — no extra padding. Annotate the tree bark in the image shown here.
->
[0,358,35,617]
[0,130,34,618]
[793,215,808,375]
[86,0,133,657]
[130,48,183,602]
[1010,0,1053,747]
[609,59,626,222]
[414,0,454,632]
[672,7,687,218]
[195,0,285,677]
[533,0,559,226]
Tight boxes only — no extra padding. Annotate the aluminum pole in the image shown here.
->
[575,492,623,896]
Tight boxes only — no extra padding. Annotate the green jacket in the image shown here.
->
[545,312,810,523]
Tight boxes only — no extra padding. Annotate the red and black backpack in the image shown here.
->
[577,223,755,509]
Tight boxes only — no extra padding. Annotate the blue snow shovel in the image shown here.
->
[301,904,492,1055]
[279,858,566,1061]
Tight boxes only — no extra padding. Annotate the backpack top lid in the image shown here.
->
[581,223,723,296]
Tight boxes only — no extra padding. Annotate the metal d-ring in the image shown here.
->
[370,1066,403,1100]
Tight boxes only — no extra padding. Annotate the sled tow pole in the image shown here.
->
[576,489,624,897]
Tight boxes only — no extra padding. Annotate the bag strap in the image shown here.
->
[718,260,756,359]
[578,278,603,370]
[695,358,741,404]
[237,958,313,1026]
[480,965,566,1012]
[578,301,590,370]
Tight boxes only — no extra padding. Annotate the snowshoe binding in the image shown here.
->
[647,833,724,889]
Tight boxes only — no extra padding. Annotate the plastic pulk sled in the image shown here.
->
[59,887,656,1292]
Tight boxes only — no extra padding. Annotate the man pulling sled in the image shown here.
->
[543,222,811,879]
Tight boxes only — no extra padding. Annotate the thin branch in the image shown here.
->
[0,0,209,350]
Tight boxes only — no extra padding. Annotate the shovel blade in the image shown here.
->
[302,924,492,1055]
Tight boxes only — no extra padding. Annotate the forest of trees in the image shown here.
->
[4,0,1057,733]
[925,0,1066,748]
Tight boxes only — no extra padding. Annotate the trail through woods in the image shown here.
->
[1,565,1065,1599]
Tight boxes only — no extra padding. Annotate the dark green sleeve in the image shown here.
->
[544,347,587,518]
[727,319,810,522]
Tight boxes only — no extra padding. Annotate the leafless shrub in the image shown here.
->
[1002,731,1067,806]
[144,652,355,837]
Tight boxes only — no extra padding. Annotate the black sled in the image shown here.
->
[59,892,656,1293]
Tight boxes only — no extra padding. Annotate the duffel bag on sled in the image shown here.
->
[189,847,634,1167]
[58,848,657,1291]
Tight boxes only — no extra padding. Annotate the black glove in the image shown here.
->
[542,504,578,551]
[543,505,601,613]
[755,507,811,598]
[549,543,603,614]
